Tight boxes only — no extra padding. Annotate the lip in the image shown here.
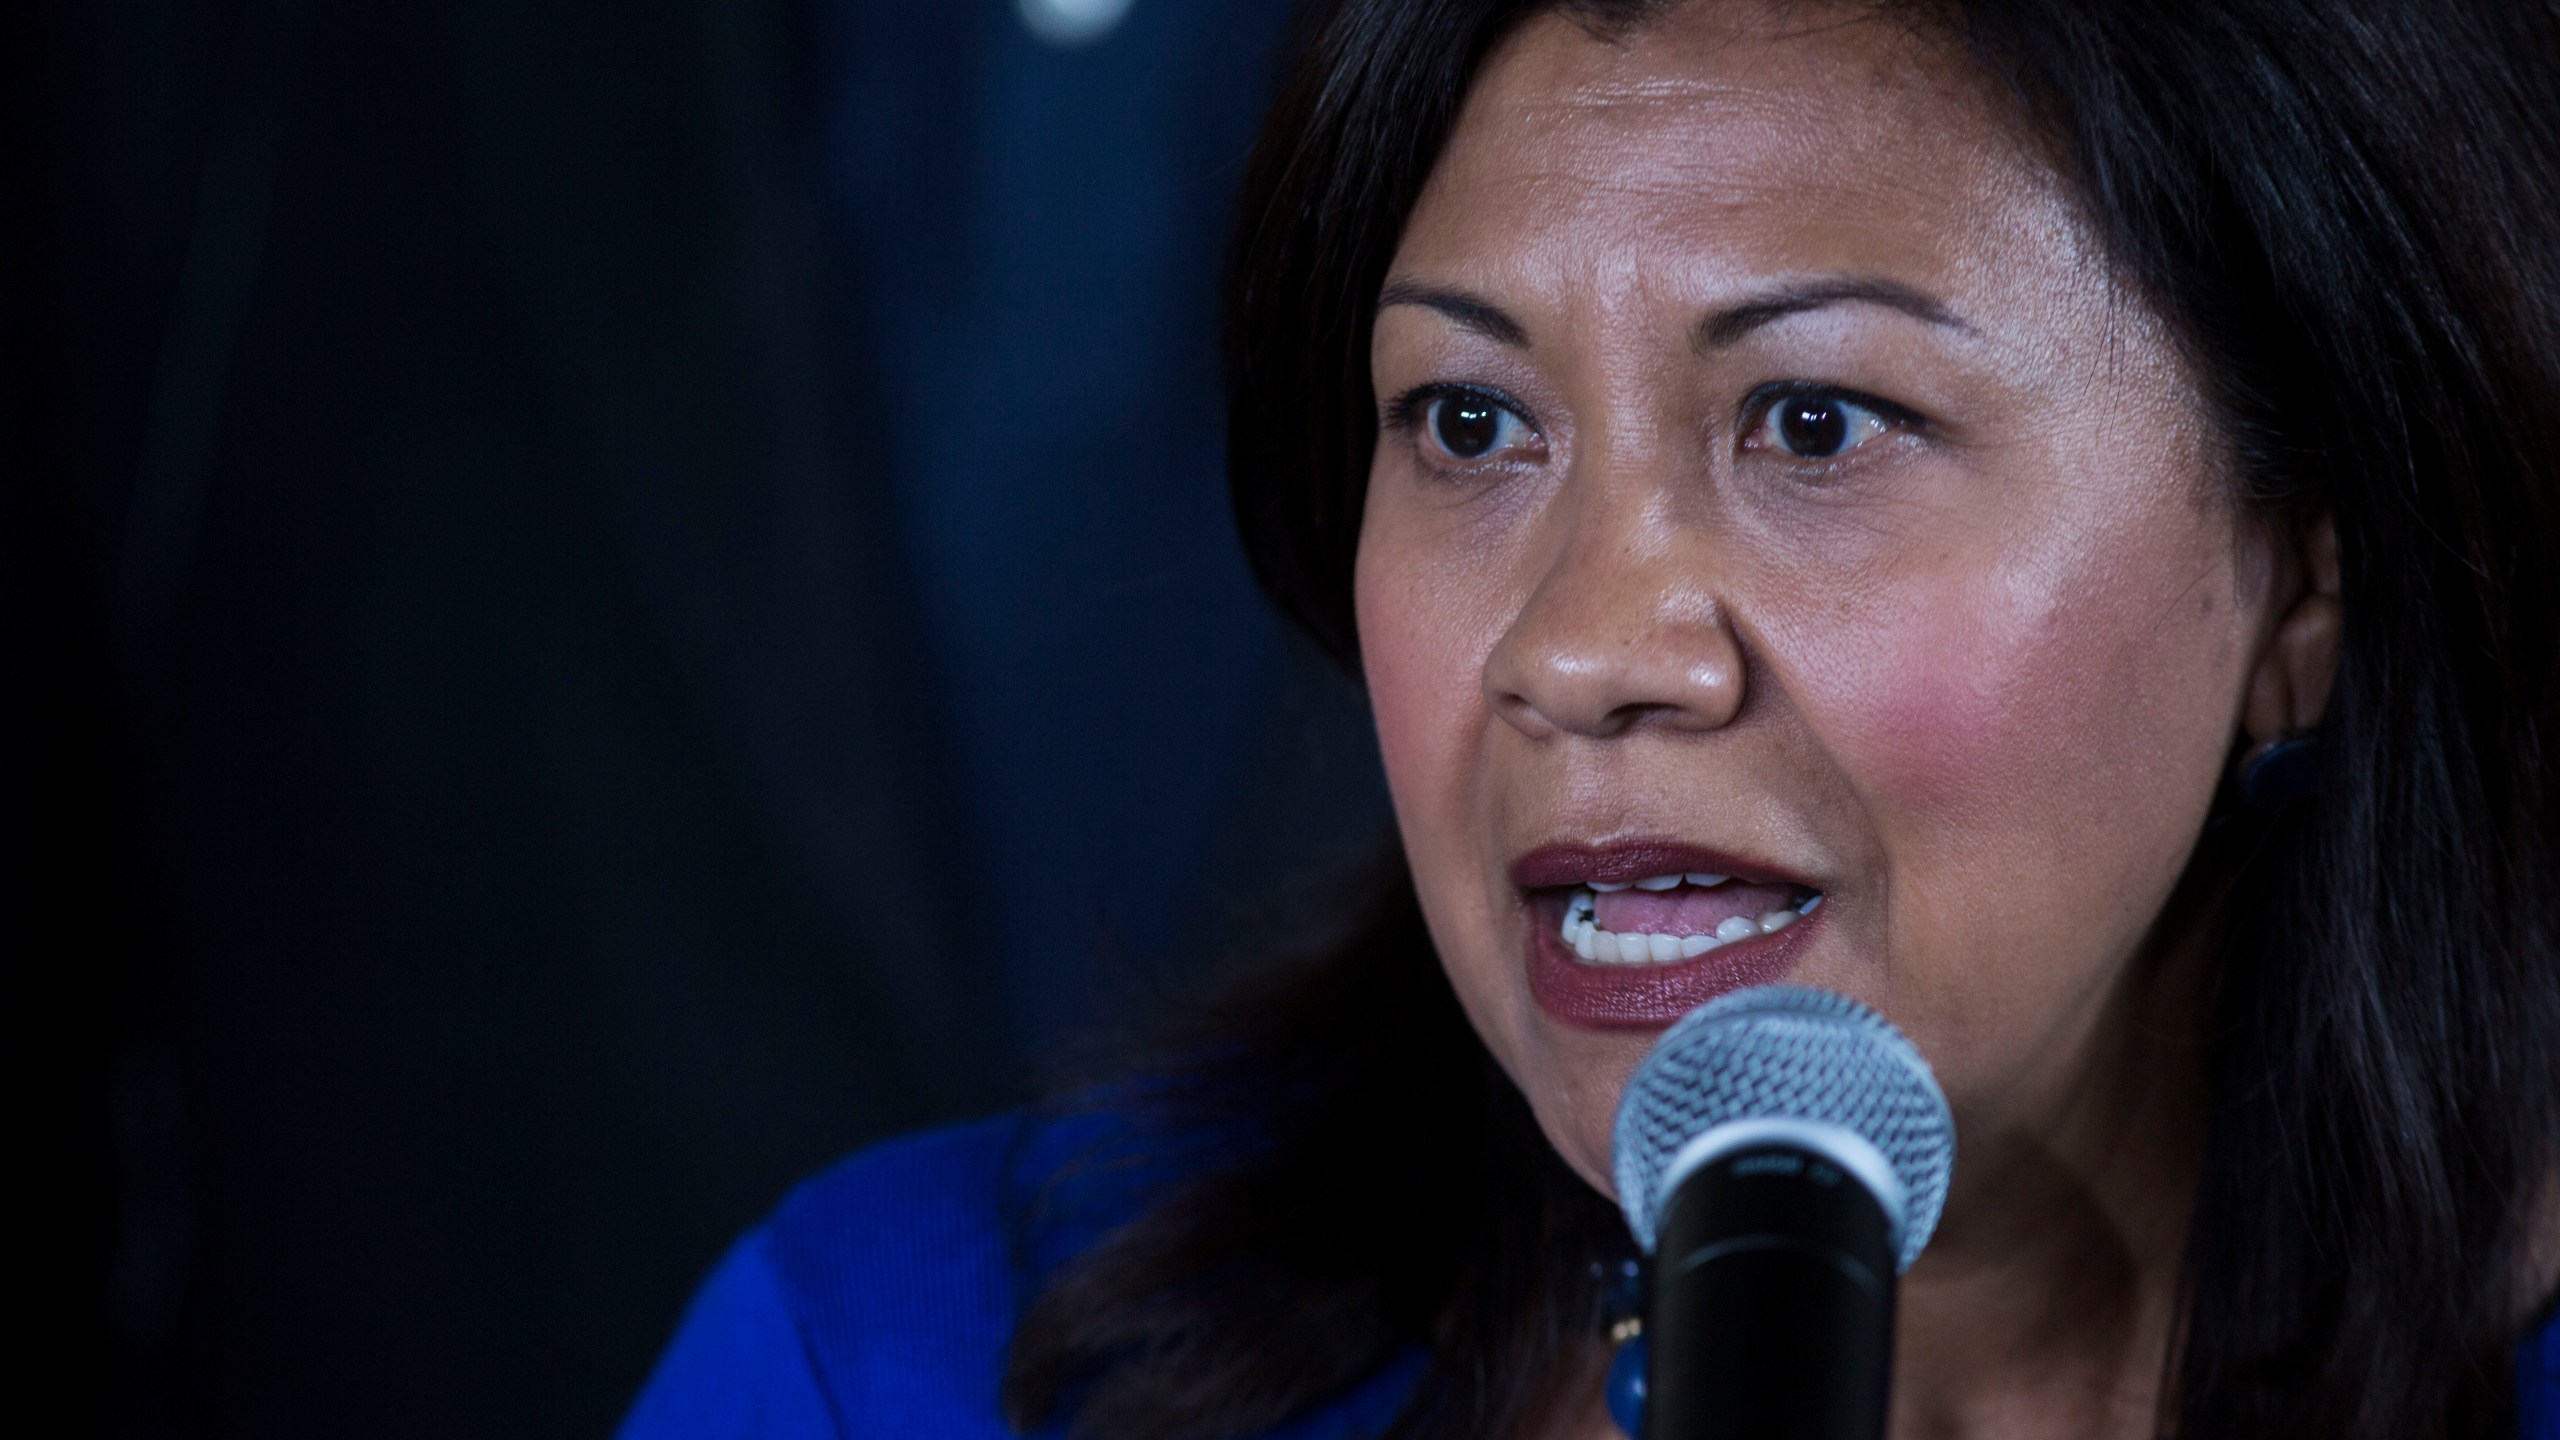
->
[1509,840,1818,893]
[1512,839,1826,1029]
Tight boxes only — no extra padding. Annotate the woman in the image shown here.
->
[622,1,2560,1436]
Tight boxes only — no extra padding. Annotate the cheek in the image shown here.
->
[1355,518,1515,840]
[1788,494,2249,835]
[1356,538,1455,821]
[1772,514,2255,1051]
[1835,578,2164,832]
[1356,523,1554,1095]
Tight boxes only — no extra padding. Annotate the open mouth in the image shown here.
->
[1513,843,1829,1026]
[1557,874,1824,966]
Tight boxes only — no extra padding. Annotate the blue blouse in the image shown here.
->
[619,1118,2560,1440]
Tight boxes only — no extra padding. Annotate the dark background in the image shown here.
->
[2,0,1392,1433]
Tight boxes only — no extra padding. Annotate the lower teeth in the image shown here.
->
[1560,887,1818,966]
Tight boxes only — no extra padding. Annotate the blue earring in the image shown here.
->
[2238,731,2321,810]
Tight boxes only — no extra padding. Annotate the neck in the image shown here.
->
[1890,927,2211,1440]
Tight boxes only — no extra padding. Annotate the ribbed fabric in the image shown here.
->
[615,1117,1417,1440]
[616,1233,836,1438]
[618,1117,2560,1440]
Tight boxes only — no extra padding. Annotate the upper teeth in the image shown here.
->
[1590,871,1729,893]
[1560,885,1816,967]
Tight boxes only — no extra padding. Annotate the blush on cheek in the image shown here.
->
[1829,601,2085,824]
[1829,579,2220,857]
[1811,548,2244,870]
[1356,554,1474,831]
[1366,660,1443,820]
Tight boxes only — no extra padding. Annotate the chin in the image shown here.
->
[1505,1008,1659,1201]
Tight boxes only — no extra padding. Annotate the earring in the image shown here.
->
[2237,731,2320,810]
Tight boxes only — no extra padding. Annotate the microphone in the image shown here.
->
[1610,986,1956,1440]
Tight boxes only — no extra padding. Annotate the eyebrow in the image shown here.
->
[1373,274,1972,352]
[1375,280,1532,347]
[1695,276,1974,350]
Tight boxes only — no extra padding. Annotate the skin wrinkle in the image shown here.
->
[1352,6,2341,1438]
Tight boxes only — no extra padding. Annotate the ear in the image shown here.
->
[2241,512,2342,744]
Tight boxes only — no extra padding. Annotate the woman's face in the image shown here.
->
[1358,5,2280,1195]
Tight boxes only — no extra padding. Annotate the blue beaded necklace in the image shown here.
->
[1597,1257,1648,1438]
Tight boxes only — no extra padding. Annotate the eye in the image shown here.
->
[1418,389,1536,463]
[1741,387,1913,461]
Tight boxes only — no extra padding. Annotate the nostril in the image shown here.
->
[1482,562,1748,738]
[1604,700,1694,734]
[1486,682,1563,739]
[1488,659,1746,740]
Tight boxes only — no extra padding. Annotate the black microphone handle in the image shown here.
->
[1646,1142,1899,1440]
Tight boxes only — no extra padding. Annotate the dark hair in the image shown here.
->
[1006,2,2560,1437]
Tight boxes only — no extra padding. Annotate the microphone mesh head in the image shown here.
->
[1611,985,1955,1272]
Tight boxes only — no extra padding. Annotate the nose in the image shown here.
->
[1481,508,1746,741]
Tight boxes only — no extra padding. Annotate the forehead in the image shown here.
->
[1402,5,2086,317]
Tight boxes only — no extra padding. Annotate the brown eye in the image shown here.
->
[1778,396,1848,456]
[1745,388,1901,460]
[1422,392,1531,462]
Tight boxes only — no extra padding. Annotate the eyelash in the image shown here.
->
[1382,380,1928,470]
[1384,383,1544,468]
[1384,383,1531,434]
[1738,383,1927,463]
